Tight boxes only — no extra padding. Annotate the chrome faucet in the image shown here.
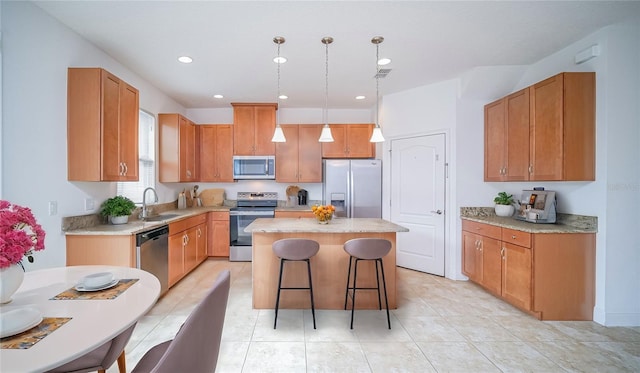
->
[141,187,159,219]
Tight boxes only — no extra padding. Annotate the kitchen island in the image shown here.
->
[246,218,409,310]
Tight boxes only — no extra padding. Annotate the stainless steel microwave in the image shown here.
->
[232,155,275,179]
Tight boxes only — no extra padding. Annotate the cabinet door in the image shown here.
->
[184,228,198,272]
[480,237,502,295]
[168,233,184,287]
[321,124,348,158]
[179,117,197,181]
[502,242,532,310]
[530,74,564,181]
[254,105,276,155]
[101,71,122,181]
[275,125,300,182]
[208,212,230,257]
[484,98,506,181]
[345,124,375,158]
[215,125,234,181]
[462,231,479,281]
[233,106,256,155]
[298,125,323,182]
[199,125,218,181]
[195,223,207,264]
[119,82,139,181]
[504,89,529,181]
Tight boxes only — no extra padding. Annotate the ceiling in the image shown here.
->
[34,1,640,110]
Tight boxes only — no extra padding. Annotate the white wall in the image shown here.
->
[383,20,640,326]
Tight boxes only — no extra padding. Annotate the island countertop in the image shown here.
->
[245,217,409,233]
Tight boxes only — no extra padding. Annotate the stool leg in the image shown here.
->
[350,258,360,329]
[306,258,317,329]
[378,258,391,329]
[274,258,285,329]
[344,256,353,310]
[375,259,382,310]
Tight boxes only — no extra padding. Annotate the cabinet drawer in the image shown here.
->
[209,211,229,221]
[462,220,501,240]
[170,213,207,234]
[502,228,531,248]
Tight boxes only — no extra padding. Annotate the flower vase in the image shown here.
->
[0,264,25,304]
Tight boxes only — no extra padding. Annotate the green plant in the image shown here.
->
[100,195,136,217]
[493,192,514,205]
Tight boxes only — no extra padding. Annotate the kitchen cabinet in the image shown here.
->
[207,211,230,257]
[274,210,315,218]
[159,114,198,182]
[461,219,595,320]
[321,124,376,158]
[276,125,323,183]
[484,88,530,181]
[232,103,277,155]
[168,214,207,286]
[66,235,136,267]
[199,125,234,182]
[483,72,595,181]
[67,67,139,181]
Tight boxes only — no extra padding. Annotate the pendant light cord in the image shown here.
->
[324,40,329,126]
[376,42,380,128]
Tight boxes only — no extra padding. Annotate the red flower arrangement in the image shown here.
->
[0,200,46,269]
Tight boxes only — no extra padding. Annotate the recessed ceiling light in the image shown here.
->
[178,56,193,64]
[273,56,287,64]
[213,94,224,99]
[378,58,391,66]
[355,96,366,100]
[279,95,288,100]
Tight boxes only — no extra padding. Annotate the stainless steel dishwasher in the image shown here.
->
[136,225,169,296]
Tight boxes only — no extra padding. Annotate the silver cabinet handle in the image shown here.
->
[430,210,443,215]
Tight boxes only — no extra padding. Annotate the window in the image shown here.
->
[117,110,155,203]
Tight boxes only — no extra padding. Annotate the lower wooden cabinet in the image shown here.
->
[66,235,136,267]
[168,214,208,287]
[462,219,595,320]
[207,211,230,257]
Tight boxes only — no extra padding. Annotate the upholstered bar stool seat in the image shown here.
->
[272,238,320,329]
[343,238,392,329]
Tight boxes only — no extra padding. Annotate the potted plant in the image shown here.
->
[493,192,515,217]
[100,195,136,224]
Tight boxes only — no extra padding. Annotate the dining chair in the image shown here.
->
[45,322,136,373]
[131,269,231,373]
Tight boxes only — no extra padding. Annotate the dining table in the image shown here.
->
[0,265,161,373]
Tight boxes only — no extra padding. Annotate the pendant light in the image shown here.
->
[271,36,286,142]
[370,36,386,143]
[318,36,334,142]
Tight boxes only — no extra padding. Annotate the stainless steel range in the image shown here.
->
[229,192,278,261]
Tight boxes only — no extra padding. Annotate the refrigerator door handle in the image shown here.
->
[348,167,354,218]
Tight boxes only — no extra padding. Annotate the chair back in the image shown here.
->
[136,270,230,373]
[273,238,320,260]
[344,238,392,260]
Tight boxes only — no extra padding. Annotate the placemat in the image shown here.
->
[1,317,71,349]
[50,279,139,300]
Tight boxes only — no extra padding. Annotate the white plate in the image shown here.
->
[81,272,114,288]
[0,307,43,338]
[75,279,119,292]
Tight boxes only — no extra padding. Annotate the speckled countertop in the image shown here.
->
[460,207,597,234]
[275,205,313,211]
[245,218,409,233]
[64,206,230,236]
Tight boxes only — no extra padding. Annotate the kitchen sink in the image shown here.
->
[143,213,181,222]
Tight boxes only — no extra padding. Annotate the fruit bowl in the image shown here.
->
[311,204,335,224]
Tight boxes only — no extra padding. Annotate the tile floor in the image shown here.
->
[110,259,640,372]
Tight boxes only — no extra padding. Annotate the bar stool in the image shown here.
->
[273,238,320,329]
[343,238,392,329]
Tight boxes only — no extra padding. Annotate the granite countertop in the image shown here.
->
[64,206,230,236]
[460,207,597,234]
[245,218,409,233]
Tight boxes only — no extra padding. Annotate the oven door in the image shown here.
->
[229,209,274,261]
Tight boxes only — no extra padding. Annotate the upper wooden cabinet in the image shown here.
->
[232,103,277,155]
[484,88,530,181]
[199,125,234,182]
[159,114,198,182]
[67,68,139,181]
[321,124,375,158]
[276,125,323,183]
[484,72,595,181]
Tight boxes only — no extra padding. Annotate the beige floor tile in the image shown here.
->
[583,341,640,371]
[417,341,501,372]
[493,315,572,341]
[446,315,521,342]
[252,309,305,342]
[303,309,359,342]
[306,341,370,372]
[395,315,467,342]
[530,340,635,372]
[360,342,437,372]
[473,341,565,372]
[350,310,413,342]
[216,341,250,373]
[242,341,306,372]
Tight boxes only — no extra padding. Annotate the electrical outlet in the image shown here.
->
[85,198,95,211]
[48,201,57,216]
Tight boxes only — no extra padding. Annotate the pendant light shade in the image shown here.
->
[370,36,385,143]
[318,37,334,142]
[271,36,286,143]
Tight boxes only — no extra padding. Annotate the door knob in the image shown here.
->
[430,210,443,215]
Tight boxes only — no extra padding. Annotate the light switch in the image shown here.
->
[48,201,57,216]
[85,198,95,211]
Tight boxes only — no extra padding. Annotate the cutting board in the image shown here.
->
[199,189,225,206]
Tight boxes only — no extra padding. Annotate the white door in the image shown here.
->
[391,134,446,276]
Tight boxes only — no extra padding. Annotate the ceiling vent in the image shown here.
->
[375,68,391,79]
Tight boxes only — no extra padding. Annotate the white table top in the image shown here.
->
[0,265,161,373]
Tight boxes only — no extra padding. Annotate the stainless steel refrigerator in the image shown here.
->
[323,159,382,218]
